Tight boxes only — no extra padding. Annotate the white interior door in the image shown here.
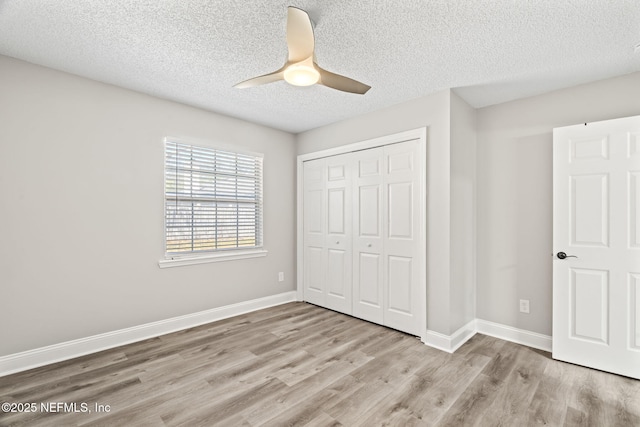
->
[353,147,384,324]
[325,153,353,314]
[553,115,640,379]
[303,158,326,307]
[383,140,421,335]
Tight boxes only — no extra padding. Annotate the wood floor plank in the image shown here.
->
[168,377,289,427]
[433,372,502,427]
[399,352,491,425]
[77,379,214,427]
[564,406,587,426]
[0,349,129,397]
[302,411,342,427]
[526,354,572,426]
[325,378,394,426]
[476,345,546,426]
[1,302,639,427]
[242,355,373,425]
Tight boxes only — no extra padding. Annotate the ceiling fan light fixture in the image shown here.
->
[234,7,370,94]
[283,64,320,86]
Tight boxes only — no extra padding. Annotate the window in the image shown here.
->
[163,138,263,262]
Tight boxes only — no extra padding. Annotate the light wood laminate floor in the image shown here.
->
[1,302,639,426]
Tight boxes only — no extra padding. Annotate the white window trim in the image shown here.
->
[159,136,266,268]
[158,248,268,268]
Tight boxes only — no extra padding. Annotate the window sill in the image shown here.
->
[158,249,268,269]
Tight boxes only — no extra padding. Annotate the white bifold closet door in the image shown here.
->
[353,141,421,335]
[352,147,384,323]
[303,139,421,336]
[303,153,353,314]
[325,154,353,314]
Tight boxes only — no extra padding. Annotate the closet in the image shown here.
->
[300,135,425,336]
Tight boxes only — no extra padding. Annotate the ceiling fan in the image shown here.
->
[234,6,371,94]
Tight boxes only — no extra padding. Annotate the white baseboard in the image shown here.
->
[423,319,552,354]
[0,291,297,377]
[475,319,552,352]
[423,319,477,353]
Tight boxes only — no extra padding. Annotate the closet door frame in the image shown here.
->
[296,127,428,340]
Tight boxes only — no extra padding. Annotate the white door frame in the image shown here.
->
[296,127,428,340]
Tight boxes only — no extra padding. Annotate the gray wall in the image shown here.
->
[449,92,477,332]
[475,71,640,335]
[0,56,296,356]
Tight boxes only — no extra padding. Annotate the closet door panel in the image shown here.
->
[324,154,353,314]
[327,249,348,299]
[383,140,421,335]
[388,182,413,239]
[305,246,324,293]
[358,253,382,305]
[387,255,413,314]
[353,147,384,323]
[328,188,345,234]
[359,185,380,236]
[303,159,326,306]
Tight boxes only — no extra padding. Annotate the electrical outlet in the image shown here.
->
[278,272,284,282]
[519,299,530,314]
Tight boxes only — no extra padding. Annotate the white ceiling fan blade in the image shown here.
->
[287,6,315,63]
[316,65,371,94]
[234,67,285,88]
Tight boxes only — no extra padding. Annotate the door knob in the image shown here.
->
[557,251,578,260]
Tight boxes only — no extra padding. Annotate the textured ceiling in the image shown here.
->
[1,0,639,133]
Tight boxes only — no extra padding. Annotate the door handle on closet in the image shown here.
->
[556,251,578,260]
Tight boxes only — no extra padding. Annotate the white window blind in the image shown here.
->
[164,140,263,256]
